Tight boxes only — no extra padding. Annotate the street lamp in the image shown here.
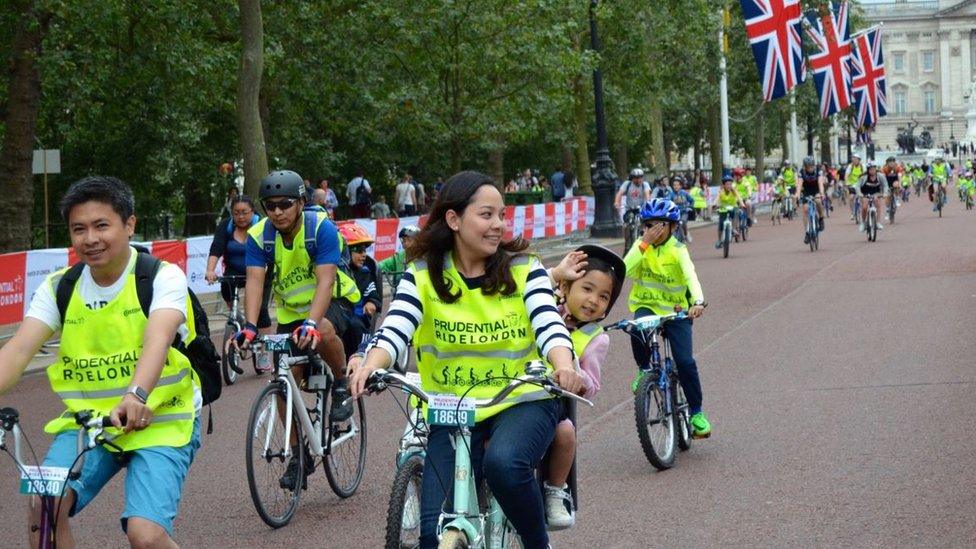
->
[588,0,621,238]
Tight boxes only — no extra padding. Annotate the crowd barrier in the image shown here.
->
[0,197,594,326]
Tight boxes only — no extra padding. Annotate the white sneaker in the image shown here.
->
[544,482,575,530]
[858,223,865,232]
[877,223,884,230]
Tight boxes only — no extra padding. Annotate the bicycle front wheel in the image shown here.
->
[674,380,692,452]
[385,455,424,549]
[246,382,303,528]
[221,325,240,386]
[324,396,367,498]
[722,224,731,259]
[634,372,676,469]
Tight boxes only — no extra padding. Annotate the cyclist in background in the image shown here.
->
[857,162,888,231]
[781,161,797,196]
[206,195,274,371]
[929,156,950,211]
[671,178,694,242]
[881,156,903,219]
[614,168,652,240]
[378,225,421,289]
[844,154,865,216]
[337,223,384,332]
[733,168,754,227]
[714,174,745,249]
[741,166,760,223]
[796,156,825,245]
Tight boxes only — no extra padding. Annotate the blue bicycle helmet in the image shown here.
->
[721,174,734,183]
[639,198,681,222]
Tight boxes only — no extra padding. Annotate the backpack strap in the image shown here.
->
[55,262,87,323]
[303,212,318,260]
[134,252,162,317]
[262,219,277,265]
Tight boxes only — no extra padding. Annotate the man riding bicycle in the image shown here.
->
[614,168,652,238]
[857,162,889,231]
[844,154,864,216]
[0,177,201,547]
[230,170,358,488]
[733,168,754,227]
[796,156,826,244]
[741,166,760,223]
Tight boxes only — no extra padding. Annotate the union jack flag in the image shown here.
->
[804,2,852,118]
[741,0,806,102]
[849,27,887,128]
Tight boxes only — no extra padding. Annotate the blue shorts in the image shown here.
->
[42,417,201,536]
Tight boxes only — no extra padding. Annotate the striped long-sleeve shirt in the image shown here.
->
[367,255,574,368]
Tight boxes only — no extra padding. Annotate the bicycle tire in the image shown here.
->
[221,325,240,386]
[889,202,896,224]
[673,377,692,452]
[722,224,730,259]
[246,382,303,528]
[324,396,367,498]
[385,455,424,549]
[438,529,468,549]
[633,372,676,470]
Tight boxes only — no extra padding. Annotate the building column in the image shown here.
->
[940,29,952,144]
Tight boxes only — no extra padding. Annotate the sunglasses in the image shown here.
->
[349,244,370,253]
[262,198,298,212]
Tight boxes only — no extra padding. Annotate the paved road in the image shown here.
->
[1,194,974,548]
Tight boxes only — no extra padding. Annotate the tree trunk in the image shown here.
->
[754,104,765,181]
[613,142,628,179]
[819,123,831,164]
[487,145,504,188]
[647,97,666,175]
[0,1,50,252]
[183,179,214,235]
[693,129,701,172]
[236,0,268,201]
[570,67,592,195]
[561,145,574,173]
[708,100,723,184]
[779,114,789,165]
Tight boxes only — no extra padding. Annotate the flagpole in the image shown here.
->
[719,6,731,167]
[791,91,800,164]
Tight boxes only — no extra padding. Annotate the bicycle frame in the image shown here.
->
[263,350,359,461]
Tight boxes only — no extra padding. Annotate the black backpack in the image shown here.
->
[55,252,221,432]
[355,179,371,206]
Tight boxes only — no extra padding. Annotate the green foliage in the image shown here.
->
[0,0,873,248]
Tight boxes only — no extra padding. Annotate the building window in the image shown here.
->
[921,51,935,72]
[894,91,907,114]
[893,52,905,72]
[924,90,936,113]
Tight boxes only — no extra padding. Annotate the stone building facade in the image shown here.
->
[860,0,976,150]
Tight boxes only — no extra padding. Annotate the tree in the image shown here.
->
[0,0,50,252]
[236,0,267,199]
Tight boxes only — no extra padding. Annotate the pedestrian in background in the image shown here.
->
[346,170,372,219]
[395,174,417,216]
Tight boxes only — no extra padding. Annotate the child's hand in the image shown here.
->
[642,223,667,245]
[552,251,588,284]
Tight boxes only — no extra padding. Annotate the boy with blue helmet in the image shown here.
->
[625,198,711,438]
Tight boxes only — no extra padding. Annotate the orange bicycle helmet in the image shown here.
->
[338,222,374,247]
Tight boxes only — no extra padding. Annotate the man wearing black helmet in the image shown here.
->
[614,168,652,240]
[795,156,826,244]
[229,170,357,489]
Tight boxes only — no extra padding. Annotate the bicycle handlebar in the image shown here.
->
[216,275,247,283]
[364,362,594,409]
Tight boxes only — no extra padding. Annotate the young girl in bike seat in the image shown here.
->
[543,245,625,530]
[626,198,710,438]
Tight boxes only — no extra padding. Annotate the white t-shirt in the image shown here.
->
[27,248,200,410]
[395,182,415,208]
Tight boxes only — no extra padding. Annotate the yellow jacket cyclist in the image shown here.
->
[625,198,710,438]
[350,171,582,549]
[0,176,200,547]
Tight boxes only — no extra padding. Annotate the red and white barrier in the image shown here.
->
[0,198,594,326]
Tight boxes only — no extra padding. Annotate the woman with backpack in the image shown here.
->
[205,195,274,371]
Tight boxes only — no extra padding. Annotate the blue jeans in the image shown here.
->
[419,398,560,549]
[629,308,704,415]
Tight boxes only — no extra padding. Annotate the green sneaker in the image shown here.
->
[631,370,648,393]
[690,412,711,439]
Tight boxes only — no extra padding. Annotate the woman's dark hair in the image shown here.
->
[407,170,528,303]
[59,176,135,222]
[231,195,256,211]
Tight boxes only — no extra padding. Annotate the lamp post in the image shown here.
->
[588,0,621,238]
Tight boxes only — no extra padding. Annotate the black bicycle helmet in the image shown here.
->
[574,244,626,313]
[803,156,816,167]
[259,170,306,199]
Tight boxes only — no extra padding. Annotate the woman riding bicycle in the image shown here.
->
[205,195,274,370]
[349,171,582,549]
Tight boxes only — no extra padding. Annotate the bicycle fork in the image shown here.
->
[440,427,485,546]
